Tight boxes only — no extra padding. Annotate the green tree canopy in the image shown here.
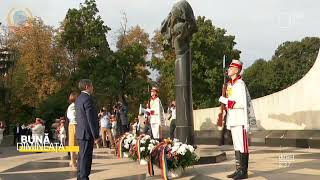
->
[244,37,320,99]
[150,16,240,109]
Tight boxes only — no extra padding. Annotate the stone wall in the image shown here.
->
[194,49,320,131]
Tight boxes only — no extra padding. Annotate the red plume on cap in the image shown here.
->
[151,87,159,92]
[35,118,44,125]
[229,59,243,71]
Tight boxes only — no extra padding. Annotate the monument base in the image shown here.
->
[194,130,320,148]
[195,146,227,165]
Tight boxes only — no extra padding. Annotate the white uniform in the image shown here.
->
[0,128,4,145]
[225,76,249,153]
[149,96,165,139]
[31,123,45,143]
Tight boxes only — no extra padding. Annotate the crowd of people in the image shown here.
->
[61,79,177,180]
[1,59,251,179]
[0,78,176,179]
[9,119,46,146]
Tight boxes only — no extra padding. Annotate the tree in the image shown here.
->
[150,16,240,109]
[113,13,151,116]
[242,59,269,98]
[59,0,111,72]
[117,25,151,50]
[6,18,69,123]
[58,0,116,110]
[9,18,68,106]
[244,37,320,98]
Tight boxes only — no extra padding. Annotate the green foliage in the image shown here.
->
[2,0,318,126]
[60,0,111,60]
[151,16,240,109]
[244,37,320,98]
[167,150,198,170]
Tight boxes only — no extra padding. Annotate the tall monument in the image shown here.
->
[161,0,197,144]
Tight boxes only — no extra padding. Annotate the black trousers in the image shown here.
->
[77,139,94,180]
[13,134,21,145]
[144,124,152,137]
[122,124,129,134]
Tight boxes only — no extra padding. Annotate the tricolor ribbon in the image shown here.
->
[148,155,154,176]
[136,134,145,162]
[118,136,126,159]
[148,142,170,180]
[148,142,164,177]
[159,145,169,180]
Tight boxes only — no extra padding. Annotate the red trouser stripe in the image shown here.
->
[242,126,249,153]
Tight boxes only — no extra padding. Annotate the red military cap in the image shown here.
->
[151,87,159,92]
[229,59,243,71]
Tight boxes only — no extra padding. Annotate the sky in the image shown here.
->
[1,0,320,68]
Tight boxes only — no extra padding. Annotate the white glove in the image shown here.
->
[219,96,228,105]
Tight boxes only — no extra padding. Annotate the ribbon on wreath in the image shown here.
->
[148,142,170,180]
[159,145,169,180]
[148,155,154,176]
[136,134,145,162]
[118,135,126,159]
[148,142,164,177]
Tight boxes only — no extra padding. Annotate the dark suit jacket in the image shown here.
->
[119,105,129,125]
[75,92,99,141]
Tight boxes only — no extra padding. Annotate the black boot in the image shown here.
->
[227,151,241,178]
[233,153,249,179]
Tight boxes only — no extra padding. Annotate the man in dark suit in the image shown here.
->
[13,123,22,145]
[118,102,129,134]
[75,79,101,180]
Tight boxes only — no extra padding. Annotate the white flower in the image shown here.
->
[140,147,145,151]
[171,145,179,153]
[150,140,156,144]
[124,139,128,144]
[177,144,187,155]
[173,138,180,143]
[144,135,151,139]
[132,139,137,145]
[124,144,129,149]
[187,145,194,153]
[148,144,154,151]
[173,142,182,147]
[195,153,200,160]
[148,144,155,153]
[140,139,146,144]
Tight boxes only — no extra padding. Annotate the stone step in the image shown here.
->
[194,130,320,148]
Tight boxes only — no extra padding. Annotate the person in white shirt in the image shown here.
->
[168,101,176,139]
[99,109,114,148]
[110,115,117,141]
[67,92,78,170]
[0,121,5,146]
[131,117,140,136]
[147,87,165,139]
[31,118,45,143]
[219,59,250,179]
[57,118,66,145]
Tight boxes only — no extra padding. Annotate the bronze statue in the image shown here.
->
[161,0,197,55]
[161,0,197,144]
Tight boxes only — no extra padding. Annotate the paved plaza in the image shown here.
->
[0,145,319,180]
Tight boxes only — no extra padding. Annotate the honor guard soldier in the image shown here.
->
[219,59,250,179]
[148,87,165,139]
